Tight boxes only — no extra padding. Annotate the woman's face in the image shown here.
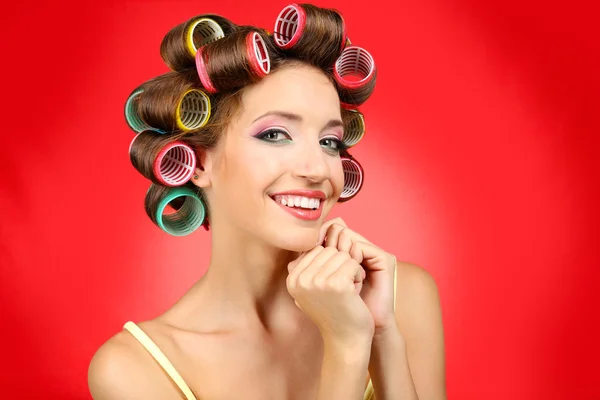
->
[207,63,345,252]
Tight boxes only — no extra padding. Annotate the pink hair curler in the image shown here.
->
[152,141,197,187]
[195,47,217,94]
[196,31,270,94]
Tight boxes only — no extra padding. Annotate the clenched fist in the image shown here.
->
[286,246,374,345]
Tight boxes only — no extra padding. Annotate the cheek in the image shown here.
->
[222,150,283,194]
[331,160,345,197]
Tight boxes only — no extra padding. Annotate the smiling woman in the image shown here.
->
[89,3,445,400]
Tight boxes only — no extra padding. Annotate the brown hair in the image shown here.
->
[126,4,376,233]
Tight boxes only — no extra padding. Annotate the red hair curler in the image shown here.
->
[246,31,271,78]
[273,4,307,49]
[129,133,197,187]
[195,30,271,94]
[335,45,377,109]
[334,45,376,90]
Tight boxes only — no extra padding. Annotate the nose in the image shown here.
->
[291,141,330,183]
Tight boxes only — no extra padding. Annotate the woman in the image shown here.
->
[89,4,446,399]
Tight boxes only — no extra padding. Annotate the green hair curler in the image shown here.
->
[155,186,206,236]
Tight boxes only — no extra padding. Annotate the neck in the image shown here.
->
[181,220,304,332]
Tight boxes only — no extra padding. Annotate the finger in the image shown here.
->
[318,217,348,244]
[329,259,363,291]
[334,226,354,253]
[321,222,373,251]
[325,225,372,255]
[349,241,390,271]
[296,247,340,288]
[312,251,356,284]
[309,251,352,286]
[287,246,325,284]
[288,251,309,273]
[323,223,345,248]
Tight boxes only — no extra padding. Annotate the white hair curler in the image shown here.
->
[334,45,376,90]
[273,4,306,49]
[152,141,197,187]
[247,31,271,77]
[339,156,364,202]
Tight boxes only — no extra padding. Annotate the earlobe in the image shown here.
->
[191,147,212,188]
[190,166,211,189]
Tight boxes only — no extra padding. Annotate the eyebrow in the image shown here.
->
[252,110,344,132]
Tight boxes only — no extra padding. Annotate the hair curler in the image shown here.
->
[195,30,271,94]
[153,186,206,236]
[129,134,197,187]
[342,109,366,148]
[125,89,165,134]
[175,89,211,131]
[338,155,364,202]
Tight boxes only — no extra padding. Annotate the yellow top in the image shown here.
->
[123,257,397,400]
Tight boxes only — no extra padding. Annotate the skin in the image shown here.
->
[88,63,446,399]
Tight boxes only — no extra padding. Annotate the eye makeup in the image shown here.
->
[251,118,342,138]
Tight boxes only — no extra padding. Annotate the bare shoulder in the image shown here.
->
[88,323,181,399]
[394,261,443,336]
[394,261,446,398]
[395,261,441,306]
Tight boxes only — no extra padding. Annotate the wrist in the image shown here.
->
[373,319,404,345]
[374,314,400,336]
[322,332,373,360]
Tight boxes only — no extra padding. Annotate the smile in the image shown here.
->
[269,194,324,221]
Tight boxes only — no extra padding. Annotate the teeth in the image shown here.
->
[272,195,321,210]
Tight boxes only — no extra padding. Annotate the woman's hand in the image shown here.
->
[286,246,375,345]
[318,217,398,333]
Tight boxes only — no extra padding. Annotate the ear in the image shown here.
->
[190,146,214,189]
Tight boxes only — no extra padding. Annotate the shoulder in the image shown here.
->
[394,261,443,339]
[395,261,440,303]
[88,322,181,399]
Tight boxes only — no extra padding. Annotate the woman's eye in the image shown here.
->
[320,137,348,152]
[255,129,348,153]
[256,129,291,142]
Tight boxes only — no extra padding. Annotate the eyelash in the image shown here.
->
[255,128,349,153]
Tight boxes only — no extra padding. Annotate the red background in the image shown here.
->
[1,0,598,398]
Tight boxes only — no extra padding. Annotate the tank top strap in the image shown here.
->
[364,379,375,400]
[393,254,398,311]
[123,321,197,400]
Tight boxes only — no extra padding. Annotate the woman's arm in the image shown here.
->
[368,323,418,399]
[368,262,446,400]
[318,336,373,400]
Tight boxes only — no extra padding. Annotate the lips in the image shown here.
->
[269,190,326,221]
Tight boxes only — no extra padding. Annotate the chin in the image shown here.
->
[271,232,319,252]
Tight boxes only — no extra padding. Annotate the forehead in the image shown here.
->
[238,64,341,122]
